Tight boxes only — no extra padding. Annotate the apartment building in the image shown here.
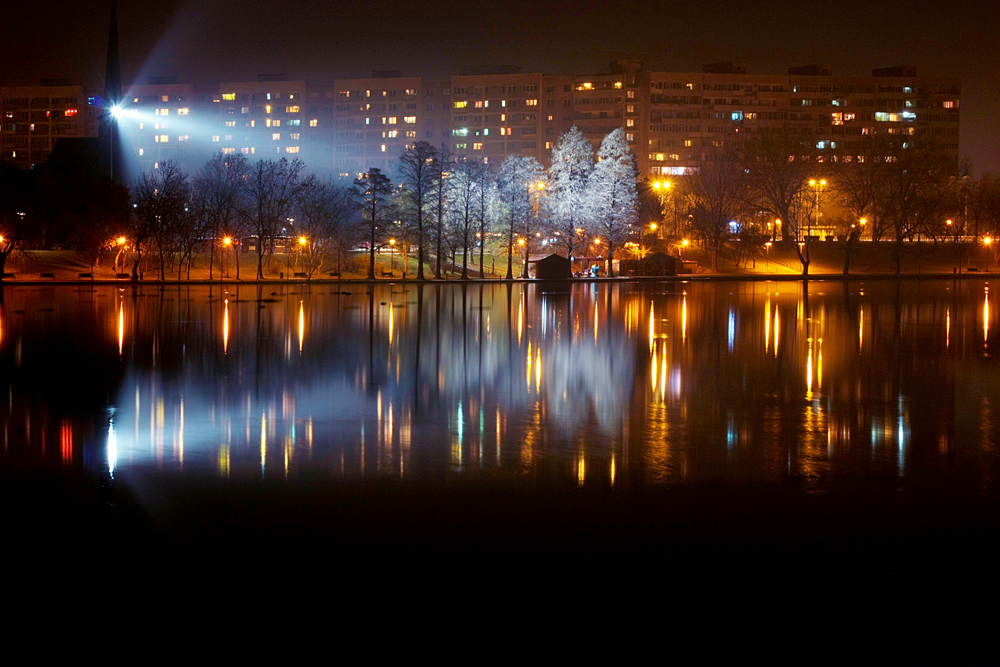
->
[5,64,960,181]
[0,82,100,169]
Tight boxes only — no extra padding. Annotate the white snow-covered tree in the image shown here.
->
[547,126,594,259]
[589,128,638,276]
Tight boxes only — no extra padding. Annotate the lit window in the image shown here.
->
[288,119,300,126]
[381,144,386,152]
[526,99,538,106]
[473,142,483,150]
[156,135,168,142]
[406,131,416,138]
[943,100,956,109]
[138,148,144,156]
[626,133,634,142]
[614,82,623,89]
[213,136,220,142]
[388,116,397,124]
[387,130,398,138]
[310,119,318,127]
[454,101,468,109]
[684,140,692,147]
[177,108,189,115]
[627,90,635,99]
[161,95,169,102]
[500,113,506,121]
[178,135,189,141]
[64,109,78,117]
[483,128,489,136]
[156,108,169,116]
[226,120,236,127]
[225,135,232,141]
[241,107,249,114]
[286,146,299,153]
[290,133,300,140]
[265,105,272,114]
[286,106,300,113]
[545,142,551,149]
[222,93,236,101]
[272,133,280,140]
[626,119,635,127]
[403,116,416,124]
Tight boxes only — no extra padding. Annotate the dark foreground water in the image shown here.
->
[3,280,999,651]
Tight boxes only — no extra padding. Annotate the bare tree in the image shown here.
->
[398,142,438,280]
[497,155,546,279]
[131,160,190,280]
[427,143,452,278]
[296,176,357,278]
[242,158,307,280]
[449,158,483,278]
[684,148,745,270]
[353,168,395,280]
[737,125,819,275]
[194,153,248,279]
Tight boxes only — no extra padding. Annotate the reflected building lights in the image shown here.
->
[859,306,864,351]
[946,307,951,350]
[681,293,687,343]
[984,286,990,346]
[118,300,124,356]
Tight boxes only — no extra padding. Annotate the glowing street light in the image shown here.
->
[389,238,396,276]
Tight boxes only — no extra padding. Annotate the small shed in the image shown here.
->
[527,253,572,280]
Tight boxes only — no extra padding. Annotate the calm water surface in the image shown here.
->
[3,279,1000,494]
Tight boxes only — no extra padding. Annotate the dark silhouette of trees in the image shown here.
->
[353,168,394,279]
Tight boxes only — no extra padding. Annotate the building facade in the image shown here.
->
[2,64,961,180]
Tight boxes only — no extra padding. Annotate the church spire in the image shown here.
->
[104,0,122,108]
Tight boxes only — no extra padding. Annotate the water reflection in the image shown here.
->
[1,280,1000,493]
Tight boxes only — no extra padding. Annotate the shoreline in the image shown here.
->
[1,270,998,287]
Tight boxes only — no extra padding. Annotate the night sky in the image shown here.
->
[3,0,997,173]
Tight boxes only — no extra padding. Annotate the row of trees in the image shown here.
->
[0,126,641,280]
[4,123,999,280]
[677,129,1000,274]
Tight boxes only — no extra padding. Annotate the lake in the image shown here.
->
[4,280,998,489]
[3,279,999,650]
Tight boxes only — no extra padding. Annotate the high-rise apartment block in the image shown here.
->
[0,82,101,170]
[1,63,960,178]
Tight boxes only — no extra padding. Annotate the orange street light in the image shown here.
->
[984,237,992,245]
[298,236,307,246]
[223,237,232,246]
[517,238,526,246]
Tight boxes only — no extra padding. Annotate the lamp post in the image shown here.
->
[389,238,396,276]
[809,179,826,240]
[223,236,232,278]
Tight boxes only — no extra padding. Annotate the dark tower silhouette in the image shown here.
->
[102,0,124,182]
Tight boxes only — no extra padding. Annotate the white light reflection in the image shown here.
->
[107,418,117,474]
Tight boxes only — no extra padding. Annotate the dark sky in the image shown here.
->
[3,0,997,173]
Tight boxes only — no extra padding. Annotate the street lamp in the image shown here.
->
[223,236,232,278]
[389,238,396,276]
[809,179,826,239]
